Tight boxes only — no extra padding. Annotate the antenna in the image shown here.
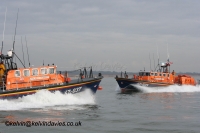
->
[154,45,160,71]
[21,36,25,66]
[167,43,169,62]
[167,44,170,72]
[157,45,159,63]
[153,53,155,70]
[13,8,19,52]
[25,36,30,67]
[1,7,7,55]
[149,53,151,71]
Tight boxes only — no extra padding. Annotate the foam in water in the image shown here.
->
[0,89,96,111]
[134,84,200,93]
[115,85,121,92]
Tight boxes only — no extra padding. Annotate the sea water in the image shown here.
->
[0,77,200,133]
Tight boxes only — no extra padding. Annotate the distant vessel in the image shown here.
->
[115,60,197,93]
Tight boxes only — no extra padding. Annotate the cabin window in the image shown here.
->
[41,68,48,75]
[163,74,166,77]
[32,69,38,76]
[15,70,21,77]
[24,69,30,76]
[49,68,54,74]
[159,74,162,76]
[139,72,150,76]
[168,74,169,77]
[151,73,154,76]
[155,73,157,76]
[139,72,145,76]
[146,73,150,76]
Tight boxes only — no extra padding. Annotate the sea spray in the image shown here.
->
[0,89,96,111]
[115,85,121,92]
[133,84,200,93]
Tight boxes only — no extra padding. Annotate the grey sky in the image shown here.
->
[0,0,199,72]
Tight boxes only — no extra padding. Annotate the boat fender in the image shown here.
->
[98,86,103,90]
[66,77,71,83]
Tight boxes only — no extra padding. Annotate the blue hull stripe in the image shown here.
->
[0,79,102,99]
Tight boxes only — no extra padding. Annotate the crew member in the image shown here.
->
[172,70,175,75]
[80,72,84,79]
[65,72,69,83]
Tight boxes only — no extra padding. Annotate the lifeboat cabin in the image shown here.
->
[1,65,71,91]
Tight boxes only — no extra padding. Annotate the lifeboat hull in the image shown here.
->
[116,78,173,93]
[0,78,102,99]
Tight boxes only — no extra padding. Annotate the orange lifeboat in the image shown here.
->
[115,60,197,92]
[0,14,104,99]
[0,49,103,99]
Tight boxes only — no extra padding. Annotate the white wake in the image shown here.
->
[0,89,96,111]
[133,84,200,93]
